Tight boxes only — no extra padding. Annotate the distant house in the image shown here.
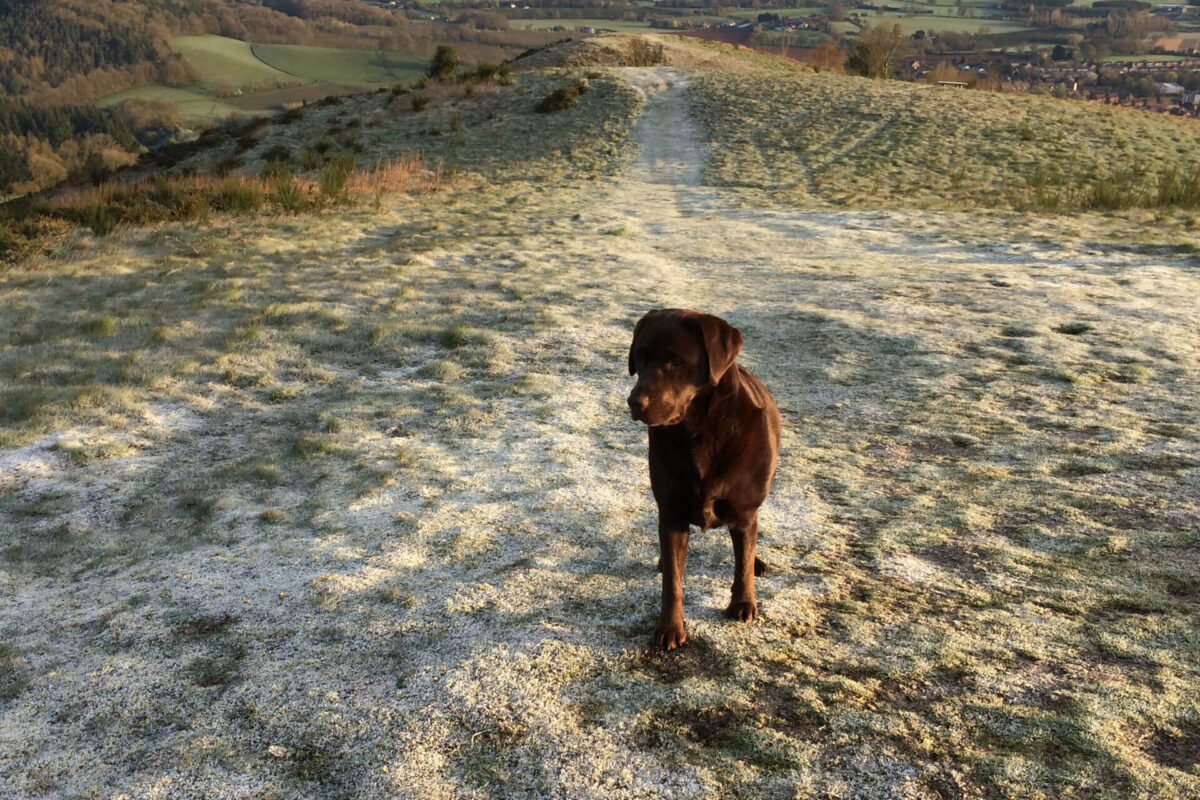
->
[1155,82,1185,95]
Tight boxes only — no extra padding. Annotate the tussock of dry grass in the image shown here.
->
[0,59,1198,799]
[345,155,439,196]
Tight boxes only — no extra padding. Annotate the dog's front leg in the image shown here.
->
[655,519,690,651]
[726,511,759,622]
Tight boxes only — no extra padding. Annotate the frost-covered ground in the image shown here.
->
[2,67,1198,799]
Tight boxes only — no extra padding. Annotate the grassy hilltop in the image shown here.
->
[1,35,1198,800]
[690,65,1200,212]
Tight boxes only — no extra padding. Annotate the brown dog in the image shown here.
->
[627,309,782,651]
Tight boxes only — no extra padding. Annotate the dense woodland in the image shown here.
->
[0,100,139,195]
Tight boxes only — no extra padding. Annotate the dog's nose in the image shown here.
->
[628,392,649,416]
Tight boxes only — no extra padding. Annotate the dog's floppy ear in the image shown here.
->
[628,311,655,375]
[691,313,743,385]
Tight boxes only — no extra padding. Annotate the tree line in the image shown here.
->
[0,99,139,194]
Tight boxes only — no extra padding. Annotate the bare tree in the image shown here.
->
[847,23,906,79]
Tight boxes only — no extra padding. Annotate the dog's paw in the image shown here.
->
[654,619,688,651]
[754,556,768,577]
[725,599,758,622]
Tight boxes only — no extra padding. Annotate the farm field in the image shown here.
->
[853,14,1034,35]
[96,85,247,124]
[514,18,657,32]
[97,36,435,123]
[1101,53,1189,63]
[3,38,1198,800]
[173,35,299,92]
[251,44,428,87]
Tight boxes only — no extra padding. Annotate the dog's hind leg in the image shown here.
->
[726,511,759,622]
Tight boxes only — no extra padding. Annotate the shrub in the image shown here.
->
[1011,164,1067,212]
[628,39,665,67]
[1080,167,1147,211]
[79,203,118,236]
[536,81,586,113]
[428,46,460,81]
[261,160,293,181]
[411,92,430,112]
[261,144,293,164]
[0,212,68,263]
[301,149,322,171]
[1156,166,1200,209]
[148,175,186,209]
[215,155,242,176]
[213,179,263,215]
[319,154,356,201]
[270,174,310,214]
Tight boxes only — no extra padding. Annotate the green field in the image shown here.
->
[855,13,1034,34]
[95,85,248,124]
[251,44,428,87]
[515,18,657,32]
[173,35,299,91]
[96,36,433,124]
[1101,53,1189,63]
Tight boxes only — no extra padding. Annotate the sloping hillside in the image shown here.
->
[691,68,1200,211]
[1,38,1198,800]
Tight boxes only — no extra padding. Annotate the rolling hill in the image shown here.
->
[1,36,1198,800]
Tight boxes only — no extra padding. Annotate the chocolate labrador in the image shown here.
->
[627,309,782,651]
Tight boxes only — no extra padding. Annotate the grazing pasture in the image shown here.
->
[96,85,248,124]
[514,18,659,32]
[251,44,429,88]
[173,35,300,92]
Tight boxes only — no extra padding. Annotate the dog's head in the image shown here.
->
[626,309,743,426]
